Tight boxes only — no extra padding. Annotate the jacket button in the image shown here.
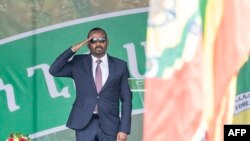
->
[97,96,100,99]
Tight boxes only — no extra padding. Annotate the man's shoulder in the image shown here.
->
[73,54,89,59]
[69,54,90,63]
[109,55,127,64]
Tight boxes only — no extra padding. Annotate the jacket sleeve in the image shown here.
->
[49,47,75,78]
[119,62,132,134]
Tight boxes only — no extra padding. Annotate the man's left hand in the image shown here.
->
[116,132,128,141]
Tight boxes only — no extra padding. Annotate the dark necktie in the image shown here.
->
[94,59,102,114]
[95,59,102,93]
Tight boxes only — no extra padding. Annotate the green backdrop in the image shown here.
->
[0,9,147,141]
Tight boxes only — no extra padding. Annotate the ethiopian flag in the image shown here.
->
[234,57,250,125]
[144,0,250,141]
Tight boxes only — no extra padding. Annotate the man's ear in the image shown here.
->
[87,43,90,48]
[106,39,109,45]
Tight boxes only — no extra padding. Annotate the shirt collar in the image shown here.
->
[91,54,108,64]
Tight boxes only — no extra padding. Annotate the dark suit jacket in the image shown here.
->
[49,48,132,135]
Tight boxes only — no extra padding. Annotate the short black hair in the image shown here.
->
[87,27,107,39]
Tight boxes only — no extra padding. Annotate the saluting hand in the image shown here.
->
[71,37,92,52]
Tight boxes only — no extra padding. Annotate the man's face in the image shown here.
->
[87,30,109,58]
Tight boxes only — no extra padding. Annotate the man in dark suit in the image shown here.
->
[49,27,132,141]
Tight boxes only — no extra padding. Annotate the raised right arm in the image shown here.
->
[49,38,92,77]
[49,48,75,77]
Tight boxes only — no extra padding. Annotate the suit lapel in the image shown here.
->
[100,55,115,92]
[85,54,97,91]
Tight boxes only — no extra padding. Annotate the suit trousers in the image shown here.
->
[75,115,117,141]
